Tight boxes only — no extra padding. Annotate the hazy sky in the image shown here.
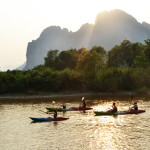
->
[0,0,150,71]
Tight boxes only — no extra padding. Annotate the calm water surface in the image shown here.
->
[0,95,150,150]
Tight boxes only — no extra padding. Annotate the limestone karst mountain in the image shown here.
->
[24,9,150,70]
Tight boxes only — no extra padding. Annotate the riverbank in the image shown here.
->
[0,91,138,100]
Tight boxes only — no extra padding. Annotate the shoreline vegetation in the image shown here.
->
[0,40,150,97]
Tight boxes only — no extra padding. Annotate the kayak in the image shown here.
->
[46,107,93,112]
[94,110,145,116]
[30,117,69,122]
[94,111,125,116]
[123,109,145,114]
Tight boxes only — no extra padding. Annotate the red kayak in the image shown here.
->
[123,109,145,114]
[52,117,69,121]
[46,107,93,112]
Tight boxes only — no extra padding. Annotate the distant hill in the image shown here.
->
[24,9,150,70]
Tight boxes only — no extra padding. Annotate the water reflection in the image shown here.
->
[0,96,150,150]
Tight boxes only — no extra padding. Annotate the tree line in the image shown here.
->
[0,40,150,94]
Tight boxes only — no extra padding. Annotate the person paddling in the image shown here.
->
[82,99,86,108]
[46,109,58,118]
[108,103,118,112]
[53,109,58,118]
[62,102,66,109]
[131,102,138,111]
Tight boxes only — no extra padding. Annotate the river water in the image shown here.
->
[0,95,150,150]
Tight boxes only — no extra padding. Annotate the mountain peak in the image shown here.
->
[95,9,137,26]
[24,9,150,70]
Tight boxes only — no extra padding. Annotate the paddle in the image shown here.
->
[52,101,55,108]
[79,97,85,107]
[39,110,48,114]
[82,97,84,101]
[129,95,134,110]
[106,107,111,111]
[39,110,54,115]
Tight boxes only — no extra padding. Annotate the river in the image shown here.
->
[0,95,150,150]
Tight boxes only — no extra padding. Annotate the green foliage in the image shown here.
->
[129,67,150,89]
[58,68,82,91]
[76,48,89,71]
[144,39,150,60]
[108,40,144,68]
[134,54,150,67]
[44,50,59,69]
[135,86,150,95]
[57,49,78,70]
[1,40,150,94]
[33,64,45,71]
[76,46,107,79]
[90,45,107,56]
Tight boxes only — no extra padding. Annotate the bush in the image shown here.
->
[135,86,150,95]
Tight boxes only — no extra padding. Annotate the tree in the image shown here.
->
[144,39,150,60]
[134,54,150,67]
[90,45,107,56]
[57,49,77,70]
[44,50,59,69]
[33,64,45,71]
[76,48,89,71]
[107,40,144,68]
[76,46,107,78]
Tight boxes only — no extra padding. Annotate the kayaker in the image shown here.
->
[108,103,117,112]
[46,109,58,118]
[53,109,58,118]
[82,99,86,108]
[131,102,138,111]
[62,102,66,109]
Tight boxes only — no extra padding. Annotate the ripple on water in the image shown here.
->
[0,97,150,150]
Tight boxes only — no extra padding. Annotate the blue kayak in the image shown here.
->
[30,117,69,122]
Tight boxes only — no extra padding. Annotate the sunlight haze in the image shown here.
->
[0,0,150,71]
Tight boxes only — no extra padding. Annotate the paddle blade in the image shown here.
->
[130,95,134,100]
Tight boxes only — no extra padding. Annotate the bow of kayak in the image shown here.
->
[30,117,52,122]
